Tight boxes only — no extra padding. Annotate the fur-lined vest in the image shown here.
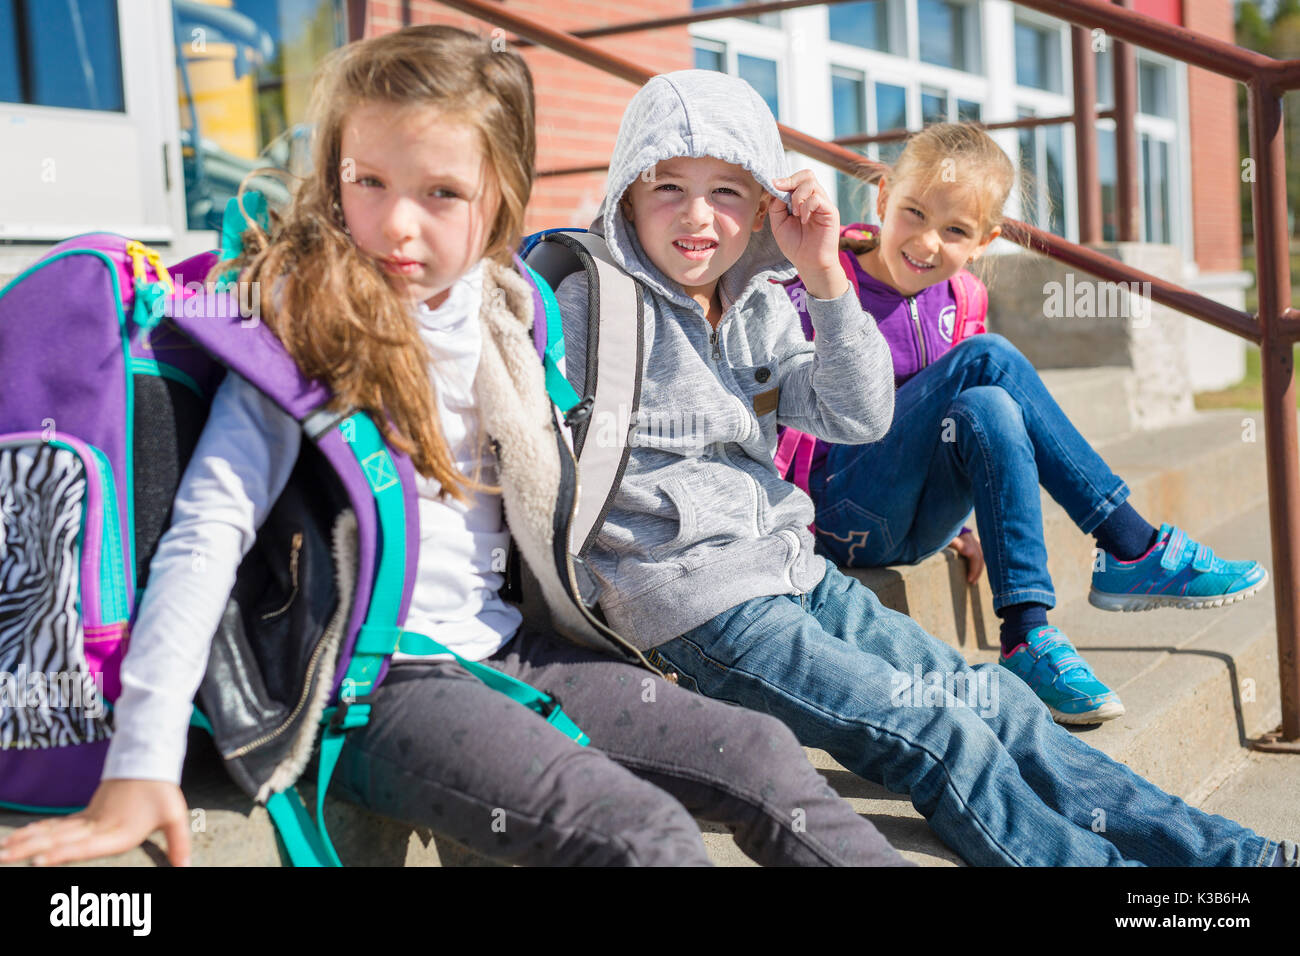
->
[474,259,651,666]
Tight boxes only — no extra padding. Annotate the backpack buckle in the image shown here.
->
[537,691,564,719]
[327,692,375,732]
[563,395,594,428]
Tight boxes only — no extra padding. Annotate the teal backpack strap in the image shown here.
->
[277,407,590,866]
[522,262,583,416]
[304,410,407,867]
[394,631,589,745]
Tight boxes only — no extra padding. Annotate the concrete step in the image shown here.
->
[842,408,1269,650]
[1037,366,1135,445]
[1196,751,1300,845]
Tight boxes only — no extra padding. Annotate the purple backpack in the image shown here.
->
[0,228,575,865]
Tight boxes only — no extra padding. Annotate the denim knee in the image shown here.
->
[960,332,1030,371]
[946,385,1029,452]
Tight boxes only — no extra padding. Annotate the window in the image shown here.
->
[832,69,867,139]
[875,82,907,166]
[1096,47,1113,109]
[1139,60,1172,118]
[1044,123,1065,237]
[1018,109,1066,236]
[1095,50,1173,118]
[918,87,980,128]
[1015,20,1062,93]
[831,68,869,222]
[692,0,780,29]
[921,87,949,125]
[0,0,124,111]
[918,0,978,73]
[1098,126,1117,241]
[737,53,780,118]
[694,39,726,72]
[173,0,345,231]
[828,1,890,53]
[1142,133,1170,242]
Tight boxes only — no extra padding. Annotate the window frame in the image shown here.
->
[0,0,181,243]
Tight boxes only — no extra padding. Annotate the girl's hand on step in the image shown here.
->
[948,529,985,584]
[0,779,192,867]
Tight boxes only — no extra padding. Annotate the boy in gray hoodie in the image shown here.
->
[555,69,1296,868]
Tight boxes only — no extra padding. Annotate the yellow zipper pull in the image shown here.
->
[143,246,175,295]
[125,240,150,285]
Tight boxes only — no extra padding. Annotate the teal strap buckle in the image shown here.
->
[353,624,404,657]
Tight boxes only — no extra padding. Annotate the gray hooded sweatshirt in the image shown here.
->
[556,69,895,649]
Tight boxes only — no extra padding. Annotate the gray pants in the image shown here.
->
[332,626,907,866]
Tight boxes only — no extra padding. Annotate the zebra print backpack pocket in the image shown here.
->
[0,440,116,740]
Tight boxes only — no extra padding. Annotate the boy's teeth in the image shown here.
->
[676,239,715,250]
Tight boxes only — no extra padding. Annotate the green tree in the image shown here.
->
[1236,0,1300,240]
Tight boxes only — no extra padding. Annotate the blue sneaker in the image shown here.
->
[1000,626,1125,724]
[1090,523,1269,612]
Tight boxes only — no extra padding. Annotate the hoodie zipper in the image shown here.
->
[907,295,928,367]
[701,317,762,538]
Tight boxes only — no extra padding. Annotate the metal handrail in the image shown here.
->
[435,0,1300,749]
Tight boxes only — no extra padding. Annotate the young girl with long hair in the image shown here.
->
[0,27,904,868]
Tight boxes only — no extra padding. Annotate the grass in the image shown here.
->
[1240,248,1300,317]
[1191,247,1300,410]
[1194,345,1300,411]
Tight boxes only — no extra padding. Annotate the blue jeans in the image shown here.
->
[649,561,1278,866]
[810,334,1130,611]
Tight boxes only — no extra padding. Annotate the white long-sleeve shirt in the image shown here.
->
[103,262,521,783]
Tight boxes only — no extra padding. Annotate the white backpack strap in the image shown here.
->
[524,231,645,558]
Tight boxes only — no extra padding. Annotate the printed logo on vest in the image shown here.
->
[939,304,957,343]
[362,450,399,493]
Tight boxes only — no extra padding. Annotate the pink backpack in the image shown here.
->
[775,223,988,498]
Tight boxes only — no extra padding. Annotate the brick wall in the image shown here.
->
[1182,0,1242,273]
[363,1,692,232]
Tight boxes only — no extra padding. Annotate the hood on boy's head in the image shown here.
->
[591,70,797,304]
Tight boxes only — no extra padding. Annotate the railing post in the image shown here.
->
[1111,0,1140,241]
[1072,25,1102,244]
[1246,76,1300,750]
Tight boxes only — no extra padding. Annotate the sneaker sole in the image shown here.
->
[1049,700,1126,725]
[1087,570,1269,613]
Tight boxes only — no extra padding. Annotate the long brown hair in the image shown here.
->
[214,25,536,501]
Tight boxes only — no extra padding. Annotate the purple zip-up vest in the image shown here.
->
[779,223,986,489]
